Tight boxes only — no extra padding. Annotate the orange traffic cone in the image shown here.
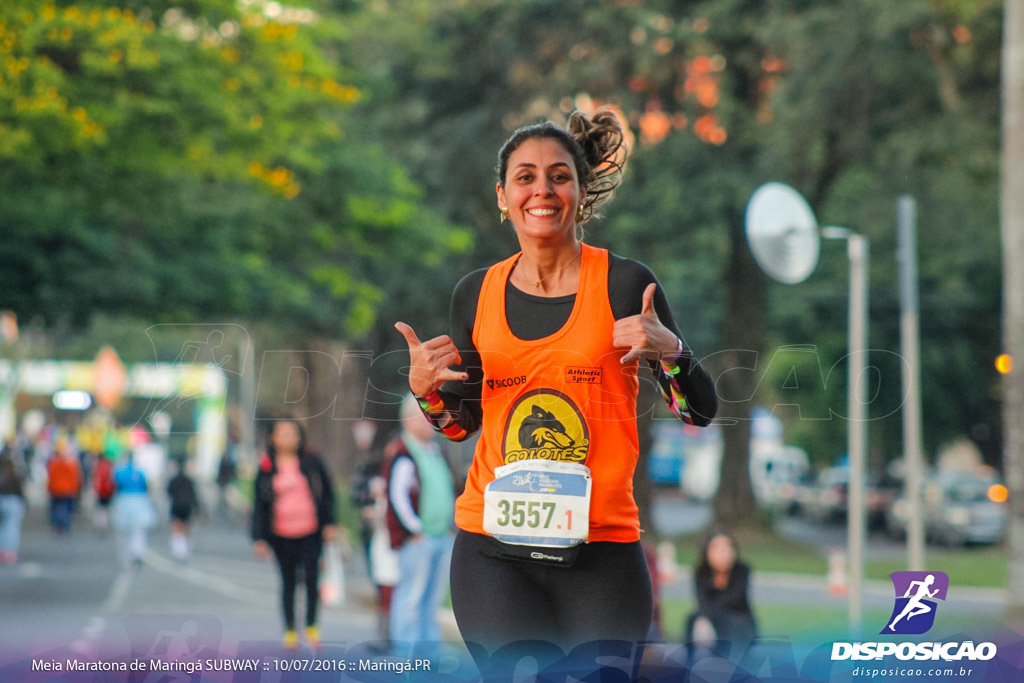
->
[828,548,847,597]
[656,540,680,585]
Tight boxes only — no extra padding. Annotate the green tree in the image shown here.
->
[341,0,1003,528]
[0,0,469,341]
[0,0,475,474]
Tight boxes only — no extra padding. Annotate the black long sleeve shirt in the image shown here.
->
[434,251,718,437]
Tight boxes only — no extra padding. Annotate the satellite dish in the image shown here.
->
[745,182,821,284]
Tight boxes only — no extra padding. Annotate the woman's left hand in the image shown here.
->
[612,283,679,363]
[322,525,337,543]
[253,540,272,559]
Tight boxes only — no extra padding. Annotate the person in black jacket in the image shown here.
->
[684,527,757,659]
[166,458,201,563]
[251,419,337,649]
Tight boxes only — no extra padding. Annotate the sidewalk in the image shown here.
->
[3,491,1016,682]
[1,489,461,658]
[0,495,482,681]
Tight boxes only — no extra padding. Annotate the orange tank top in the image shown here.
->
[454,244,642,543]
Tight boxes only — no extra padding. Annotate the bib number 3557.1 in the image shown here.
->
[482,460,591,548]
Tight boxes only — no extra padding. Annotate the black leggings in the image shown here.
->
[269,533,323,630]
[450,531,653,654]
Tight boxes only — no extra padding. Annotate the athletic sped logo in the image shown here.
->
[502,389,590,463]
[882,571,949,635]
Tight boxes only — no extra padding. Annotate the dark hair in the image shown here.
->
[695,526,740,587]
[496,107,628,224]
[265,418,308,460]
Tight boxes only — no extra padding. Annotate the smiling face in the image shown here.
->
[497,137,585,245]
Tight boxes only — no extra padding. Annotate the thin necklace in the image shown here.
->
[517,249,581,290]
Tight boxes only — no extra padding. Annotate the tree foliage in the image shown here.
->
[340,0,1003,524]
[0,0,469,339]
[0,0,1004,527]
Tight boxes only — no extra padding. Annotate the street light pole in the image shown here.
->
[743,184,871,632]
[823,226,870,634]
[898,196,926,572]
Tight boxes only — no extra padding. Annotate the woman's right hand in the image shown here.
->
[253,540,271,559]
[394,322,469,397]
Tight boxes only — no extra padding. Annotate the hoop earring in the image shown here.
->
[500,206,510,223]
[576,204,585,222]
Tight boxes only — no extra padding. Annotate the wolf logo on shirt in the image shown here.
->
[519,405,576,449]
[503,389,589,464]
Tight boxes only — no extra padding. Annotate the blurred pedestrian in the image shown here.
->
[47,438,82,534]
[111,451,157,568]
[644,541,663,641]
[350,450,380,570]
[167,458,201,563]
[92,452,116,533]
[0,440,26,564]
[216,436,238,518]
[251,419,337,650]
[367,472,399,649]
[351,450,398,648]
[684,528,758,660]
[383,394,456,657]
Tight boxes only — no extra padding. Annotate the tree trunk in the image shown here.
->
[713,216,766,527]
[1002,0,1024,622]
[291,340,369,480]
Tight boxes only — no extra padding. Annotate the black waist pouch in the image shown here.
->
[472,532,581,567]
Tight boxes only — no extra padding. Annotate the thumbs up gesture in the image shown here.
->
[394,322,469,397]
[612,283,680,364]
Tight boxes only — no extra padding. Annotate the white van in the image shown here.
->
[750,445,810,506]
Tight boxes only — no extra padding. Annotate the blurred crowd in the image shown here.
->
[0,416,218,568]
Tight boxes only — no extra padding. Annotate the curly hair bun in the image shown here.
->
[567,108,628,216]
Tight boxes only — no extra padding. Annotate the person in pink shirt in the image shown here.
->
[252,419,337,649]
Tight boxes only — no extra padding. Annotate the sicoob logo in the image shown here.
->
[882,571,949,635]
[485,375,527,390]
[502,389,590,464]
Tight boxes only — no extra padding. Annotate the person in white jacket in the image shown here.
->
[382,394,456,658]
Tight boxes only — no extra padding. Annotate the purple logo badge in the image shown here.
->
[882,571,949,635]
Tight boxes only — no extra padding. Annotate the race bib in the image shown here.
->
[482,460,591,547]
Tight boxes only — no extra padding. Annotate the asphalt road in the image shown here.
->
[0,487,1009,682]
[0,495,466,680]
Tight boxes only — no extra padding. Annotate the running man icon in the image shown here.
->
[883,571,950,635]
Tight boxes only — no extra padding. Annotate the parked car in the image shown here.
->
[776,471,818,517]
[866,472,902,530]
[886,468,1007,546]
[751,445,810,508]
[799,467,848,524]
[798,466,900,529]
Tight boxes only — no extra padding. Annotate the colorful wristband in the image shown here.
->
[661,338,685,375]
[668,337,685,362]
[439,421,469,441]
[414,390,445,416]
[414,390,469,441]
